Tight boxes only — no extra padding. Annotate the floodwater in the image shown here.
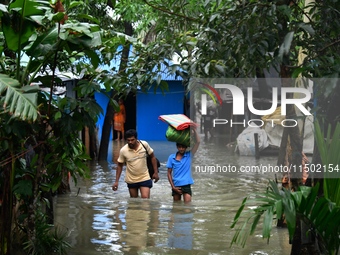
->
[54,136,291,255]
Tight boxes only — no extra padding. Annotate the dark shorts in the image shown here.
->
[127,179,153,189]
[172,184,192,196]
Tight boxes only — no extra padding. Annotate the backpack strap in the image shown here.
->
[139,140,149,156]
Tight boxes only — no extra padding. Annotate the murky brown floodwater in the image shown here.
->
[54,137,291,255]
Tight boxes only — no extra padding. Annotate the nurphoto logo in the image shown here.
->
[195,78,312,128]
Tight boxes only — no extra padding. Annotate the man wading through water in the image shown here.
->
[167,128,200,203]
[112,129,159,198]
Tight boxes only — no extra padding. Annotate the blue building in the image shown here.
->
[136,78,185,140]
[94,62,185,141]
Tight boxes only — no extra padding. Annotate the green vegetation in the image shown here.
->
[1,0,339,254]
[231,121,340,255]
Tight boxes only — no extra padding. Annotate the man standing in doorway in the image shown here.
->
[112,129,159,198]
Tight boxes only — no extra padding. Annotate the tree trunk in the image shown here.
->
[277,127,289,166]
[0,163,13,255]
[98,21,133,161]
[279,68,317,254]
[98,103,115,161]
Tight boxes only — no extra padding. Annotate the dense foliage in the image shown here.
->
[0,0,339,254]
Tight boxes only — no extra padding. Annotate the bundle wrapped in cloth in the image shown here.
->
[159,114,198,147]
[158,114,198,130]
[165,126,191,147]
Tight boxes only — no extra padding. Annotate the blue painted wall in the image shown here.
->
[136,81,185,141]
[94,91,112,141]
[94,81,185,142]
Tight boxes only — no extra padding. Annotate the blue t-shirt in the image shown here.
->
[166,151,194,187]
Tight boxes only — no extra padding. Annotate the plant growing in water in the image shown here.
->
[231,121,340,255]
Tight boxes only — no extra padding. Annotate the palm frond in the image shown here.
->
[315,120,340,206]
[0,74,39,121]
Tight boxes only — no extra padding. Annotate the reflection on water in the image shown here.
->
[54,137,291,255]
[168,206,194,250]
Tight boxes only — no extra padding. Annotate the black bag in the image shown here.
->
[139,140,160,178]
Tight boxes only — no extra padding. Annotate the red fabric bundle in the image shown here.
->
[158,114,198,130]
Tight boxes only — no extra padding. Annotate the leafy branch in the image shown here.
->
[0,74,39,121]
